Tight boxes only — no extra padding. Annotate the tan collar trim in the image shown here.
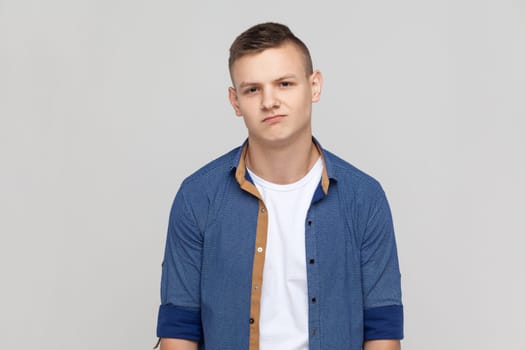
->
[235,141,330,197]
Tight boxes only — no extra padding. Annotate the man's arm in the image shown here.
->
[159,338,198,350]
[360,186,404,342]
[156,188,204,343]
[363,339,401,350]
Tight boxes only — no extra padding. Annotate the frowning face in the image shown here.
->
[228,42,322,148]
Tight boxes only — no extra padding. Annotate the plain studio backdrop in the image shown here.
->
[1,0,524,349]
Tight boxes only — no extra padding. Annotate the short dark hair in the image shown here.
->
[228,22,313,77]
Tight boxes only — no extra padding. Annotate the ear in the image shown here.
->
[310,70,323,103]
[228,87,243,116]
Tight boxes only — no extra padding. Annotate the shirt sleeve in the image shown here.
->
[157,186,203,341]
[361,185,404,340]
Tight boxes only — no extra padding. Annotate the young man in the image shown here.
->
[156,23,403,350]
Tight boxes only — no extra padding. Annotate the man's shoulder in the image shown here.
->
[322,148,384,195]
[179,145,242,190]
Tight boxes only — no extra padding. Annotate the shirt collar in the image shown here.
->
[230,137,336,197]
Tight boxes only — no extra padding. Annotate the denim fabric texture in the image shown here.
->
[157,138,403,350]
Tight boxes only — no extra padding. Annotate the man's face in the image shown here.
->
[228,42,322,147]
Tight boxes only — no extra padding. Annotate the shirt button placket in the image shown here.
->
[305,212,320,347]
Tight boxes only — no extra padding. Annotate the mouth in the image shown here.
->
[262,114,286,123]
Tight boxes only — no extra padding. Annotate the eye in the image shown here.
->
[280,81,293,87]
[244,86,259,95]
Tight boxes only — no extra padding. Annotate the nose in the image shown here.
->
[261,87,280,110]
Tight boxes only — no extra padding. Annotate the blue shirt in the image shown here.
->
[157,139,403,350]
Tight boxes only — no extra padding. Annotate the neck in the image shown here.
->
[246,134,320,184]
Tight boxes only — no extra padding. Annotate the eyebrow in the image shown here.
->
[238,74,298,90]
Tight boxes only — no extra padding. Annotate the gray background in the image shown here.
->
[1,0,524,349]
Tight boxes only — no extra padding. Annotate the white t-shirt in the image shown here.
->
[247,157,323,350]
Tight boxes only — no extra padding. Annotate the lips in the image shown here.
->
[262,115,286,123]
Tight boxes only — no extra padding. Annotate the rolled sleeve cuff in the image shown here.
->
[364,304,404,340]
[156,304,202,341]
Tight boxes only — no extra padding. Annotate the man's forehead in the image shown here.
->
[231,43,307,85]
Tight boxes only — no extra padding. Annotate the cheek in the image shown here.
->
[293,93,312,110]
[239,98,260,114]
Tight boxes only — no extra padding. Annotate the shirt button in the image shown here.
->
[261,207,266,213]
[307,220,312,226]
[257,247,263,253]
[312,328,317,336]
[309,259,315,264]
[311,297,317,303]
[249,318,255,324]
